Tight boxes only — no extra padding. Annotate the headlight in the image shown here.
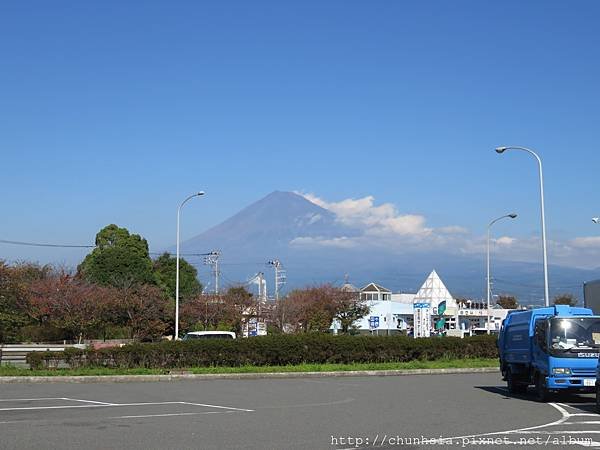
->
[552,368,572,375]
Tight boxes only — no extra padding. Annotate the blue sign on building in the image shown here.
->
[369,316,380,329]
[414,303,431,309]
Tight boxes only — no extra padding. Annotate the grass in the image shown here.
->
[0,358,498,377]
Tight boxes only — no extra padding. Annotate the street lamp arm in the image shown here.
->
[496,146,542,165]
[179,191,205,212]
[486,212,517,334]
[495,145,549,307]
[488,213,518,229]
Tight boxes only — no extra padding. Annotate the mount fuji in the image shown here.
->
[178,191,596,304]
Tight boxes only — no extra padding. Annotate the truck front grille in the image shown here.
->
[570,369,596,377]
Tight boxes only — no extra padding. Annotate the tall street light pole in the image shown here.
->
[175,191,205,339]
[487,213,517,333]
[495,146,550,307]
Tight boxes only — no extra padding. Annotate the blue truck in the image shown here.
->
[498,305,600,401]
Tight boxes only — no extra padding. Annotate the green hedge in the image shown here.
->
[27,334,498,370]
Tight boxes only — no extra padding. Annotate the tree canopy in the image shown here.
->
[553,293,577,306]
[276,285,369,333]
[496,295,518,309]
[0,261,53,343]
[78,224,154,288]
[153,252,202,302]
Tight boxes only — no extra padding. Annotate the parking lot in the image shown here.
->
[0,373,597,449]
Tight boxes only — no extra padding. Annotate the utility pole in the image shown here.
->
[259,272,267,303]
[267,259,286,302]
[204,251,221,294]
[256,271,264,327]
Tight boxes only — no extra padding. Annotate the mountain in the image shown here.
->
[182,190,359,256]
[179,191,597,304]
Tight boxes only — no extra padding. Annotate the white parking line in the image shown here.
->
[62,397,115,405]
[182,402,254,412]
[0,399,254,413]
[443,401,600,448]
[565,421,600,425]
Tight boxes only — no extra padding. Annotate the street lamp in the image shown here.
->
[487,213,517,334]
[495,146,550,307]
[175,191,205,339]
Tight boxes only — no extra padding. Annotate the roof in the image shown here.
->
[360,283,392,293]
[413,270,454,308]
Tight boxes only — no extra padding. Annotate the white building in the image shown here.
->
[335,282,412,335]
[339,270,513,336]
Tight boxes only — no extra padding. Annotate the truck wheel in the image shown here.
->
[535,373,550,402]
[507,368,527,394]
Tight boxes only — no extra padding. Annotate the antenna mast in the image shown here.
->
[267,259,286,301]
[204,251,221,294]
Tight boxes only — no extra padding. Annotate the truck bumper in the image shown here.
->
[547,376,597,390]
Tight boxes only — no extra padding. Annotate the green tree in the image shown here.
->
[332,290,370,334]
[0,261,28,343]
[496,295,519,309]
[78,224,154,288]
[152,252,201,302]
[553,293,577,306]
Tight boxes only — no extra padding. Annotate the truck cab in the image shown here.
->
[498,305,600,401]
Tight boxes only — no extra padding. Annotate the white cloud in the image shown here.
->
[301,193,432,237]
[294,192,600,269]
[289,236,358,249]
[495,236,516,246]
[438,225,469,235]
[570,237,600,248]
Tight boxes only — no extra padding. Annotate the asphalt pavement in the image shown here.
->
[0,373,597,449]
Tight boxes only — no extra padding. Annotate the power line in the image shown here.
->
[0,238,212,257]
[0,239,94,248]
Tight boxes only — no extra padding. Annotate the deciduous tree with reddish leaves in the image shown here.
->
[180,287,255,336]
[117,284,172,341]
[26,273,115,343]
[275,285,368,333]
[180,294,226,333]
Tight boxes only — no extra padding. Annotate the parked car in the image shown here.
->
[182,331,236,340]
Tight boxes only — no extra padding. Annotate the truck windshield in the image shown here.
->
[550,317,600,351]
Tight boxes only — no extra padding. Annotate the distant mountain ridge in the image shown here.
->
[179,191,597,304]
[183,190,358,254]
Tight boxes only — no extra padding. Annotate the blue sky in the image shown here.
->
[1,1,600,268]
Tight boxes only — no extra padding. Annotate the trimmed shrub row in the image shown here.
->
[27,334,498,370]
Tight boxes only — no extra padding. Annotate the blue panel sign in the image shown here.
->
[369,316,380,329]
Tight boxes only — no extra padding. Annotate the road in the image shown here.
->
[0,373,597,449]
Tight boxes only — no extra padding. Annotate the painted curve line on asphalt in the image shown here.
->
[444,401,600,448]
